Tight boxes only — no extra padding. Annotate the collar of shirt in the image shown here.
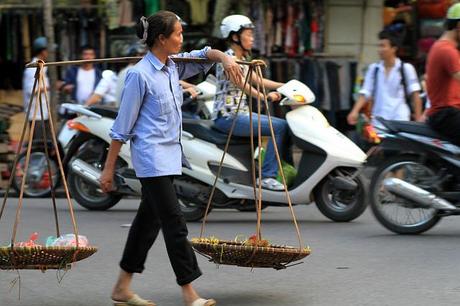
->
[376,57,402,72]
[146,51,176,73]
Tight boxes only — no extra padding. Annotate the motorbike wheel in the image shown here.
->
[68,138,122,210]
[12,150,60,198]
[237,201,267,212]
[369,155,441,234]
[178,196,209,222]
[313,169,367,222]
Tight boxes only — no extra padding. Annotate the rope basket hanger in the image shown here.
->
[190,59,311,270]
[0,60,97,271]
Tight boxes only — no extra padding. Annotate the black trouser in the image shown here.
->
[119,176,202,286]
[29,119,51,142]
[427,107,460,147]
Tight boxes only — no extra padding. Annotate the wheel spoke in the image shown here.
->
[373,160,438,231]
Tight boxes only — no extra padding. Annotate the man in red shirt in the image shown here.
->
[425,3,460,146]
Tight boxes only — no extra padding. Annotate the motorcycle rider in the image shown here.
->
[214,14,287,191]
[425,3,460,146]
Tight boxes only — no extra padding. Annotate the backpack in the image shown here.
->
[372,62,413,114]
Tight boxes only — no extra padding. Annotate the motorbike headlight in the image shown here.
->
[293,94,305,103]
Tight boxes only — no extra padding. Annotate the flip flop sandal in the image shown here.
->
[113,294,156,306]
[190,298,217,306]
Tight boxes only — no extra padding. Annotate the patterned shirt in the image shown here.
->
[110,48,213,177]
[213,49,249,119]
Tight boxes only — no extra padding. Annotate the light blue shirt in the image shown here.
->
[110,47,213,177]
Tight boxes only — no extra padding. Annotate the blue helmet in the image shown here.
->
[33,36,47,53]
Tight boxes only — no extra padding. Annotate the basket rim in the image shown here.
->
[0,245,98,251]
[191,239,311,254]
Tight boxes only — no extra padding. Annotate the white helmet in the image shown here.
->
[220,15,254,39]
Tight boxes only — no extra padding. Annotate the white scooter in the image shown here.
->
[64,79,368,222]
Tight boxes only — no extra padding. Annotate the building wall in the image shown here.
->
[325,0,383,71]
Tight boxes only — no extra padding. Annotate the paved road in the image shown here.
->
[1,198,460,306]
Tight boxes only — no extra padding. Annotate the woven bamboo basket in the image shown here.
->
[191,240,311,270]
[0,246,98,270]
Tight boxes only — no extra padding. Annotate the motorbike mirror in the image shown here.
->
[60,103,102,119]
[277,80,315,106]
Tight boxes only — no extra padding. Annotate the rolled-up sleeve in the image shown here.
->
[359,64,377,99]
[175,46,214,79]
[109,70,145,143]
[403,63,421,94]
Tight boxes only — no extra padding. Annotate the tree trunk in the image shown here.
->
[43,0,58,124]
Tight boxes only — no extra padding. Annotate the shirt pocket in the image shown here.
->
[155,93,173,115]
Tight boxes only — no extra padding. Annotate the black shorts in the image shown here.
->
[427,107,460,146]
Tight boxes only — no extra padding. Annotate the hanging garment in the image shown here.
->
[100,23,106,59]
[284,4,294,55]
[336,59,352,111]
[145,0,160,16]
[119,0,135,27]
[318,61,331,111]
[265,6,274,56]
[274,3,283,48]
[187,0,210,25]
[299,59,319,106]
[132,0,146,21]
[164,0,191,25]
[417,0,449,19]
[106,0,119,30]
[252,0,266,55]
[5,14,13,61]
[212,0,233,37]
[236,0,251,16]
[325,61,341,113]
[79,11,89,47]
[59,17,71,61]
[21,14,31,63]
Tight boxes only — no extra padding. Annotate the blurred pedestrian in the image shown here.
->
[85,70,118,107]
[347,31,423,127]
[60,45,102,104]
[22,37,51,139]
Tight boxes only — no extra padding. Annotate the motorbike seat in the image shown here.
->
[382,119,447,140]
[182,119,250,145]
[89,105,119,119]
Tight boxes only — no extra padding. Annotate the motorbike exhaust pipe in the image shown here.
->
[70,159,102,187]
[383,177,456,211]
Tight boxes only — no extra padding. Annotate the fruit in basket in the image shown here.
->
[245,234,269,247]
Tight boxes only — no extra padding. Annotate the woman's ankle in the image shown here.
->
[181,283,200,303]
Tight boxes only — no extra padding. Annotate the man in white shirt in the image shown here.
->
[348,31,423,127]
[22,37,51,138]
[61,46,102,105]
[85,70,118,107]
